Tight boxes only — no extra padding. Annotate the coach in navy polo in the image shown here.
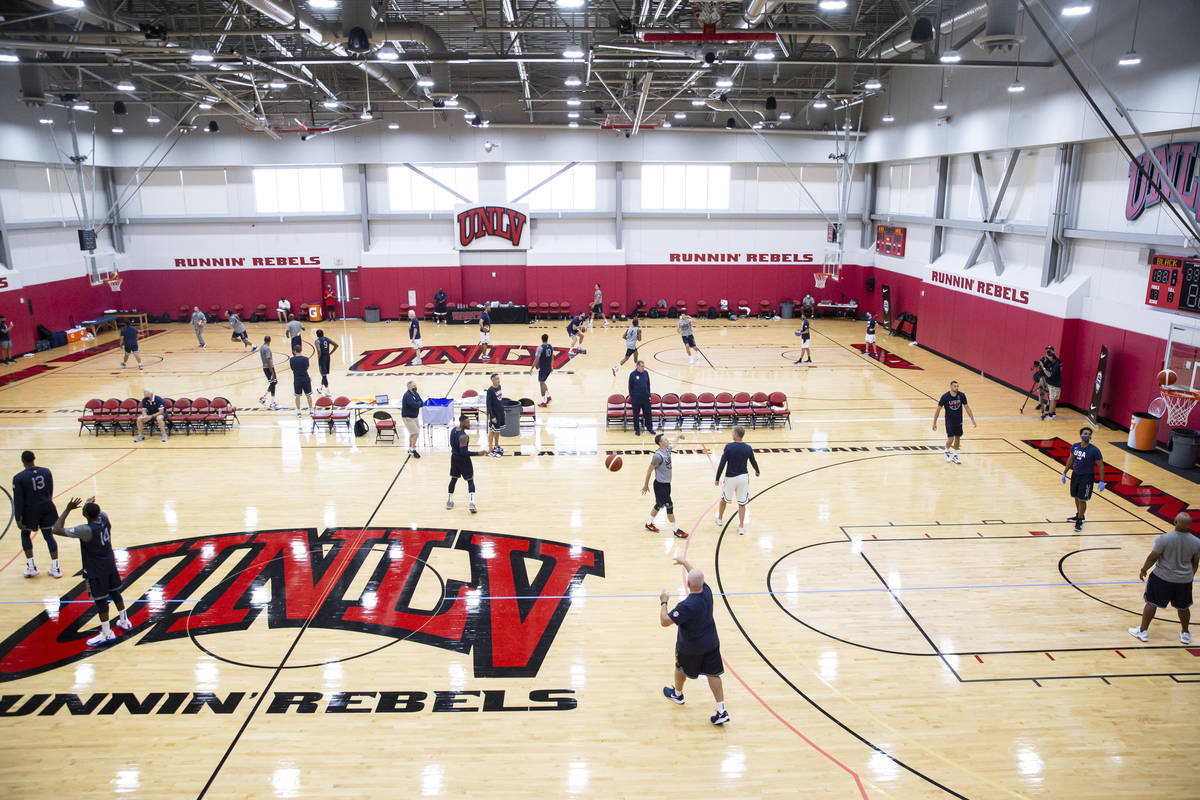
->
[660,555,728,725]
[628,360,654,436]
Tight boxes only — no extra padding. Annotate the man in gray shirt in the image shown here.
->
[678,313,701,366]
[284,314,304,353]
[592,282,608,328]
[1129,512,1199,644]
[190,306,207,348]
[259,335,279,409]
[642,433,688,539]
[226,311,256,351]
[613,319,642,375]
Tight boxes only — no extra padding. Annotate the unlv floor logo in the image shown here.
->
[0,528,604,682]
[351,345,573,371]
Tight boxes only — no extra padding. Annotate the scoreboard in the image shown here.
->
[875,225,907,257]
[1145,253,1200,315]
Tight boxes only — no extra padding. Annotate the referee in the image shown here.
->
[714,426,760,536]
[660,555,729,725]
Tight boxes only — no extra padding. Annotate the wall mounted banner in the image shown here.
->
[1125,141,1200,222]
[454,204,531,251]
[880,284,892,331]
[1088,345,1109,425]
[170,255,335,268]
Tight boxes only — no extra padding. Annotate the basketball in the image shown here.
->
[605,454,623,472]
[1157,368,1178,386]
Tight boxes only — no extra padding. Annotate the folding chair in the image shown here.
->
[769,391,791,428]
[78,399,103,436]
[374,411,397,443]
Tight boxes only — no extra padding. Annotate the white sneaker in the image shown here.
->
[737,527,745,536]
[269,402,280,410]
[133,434,144,442]
[116,617,133,631]
[23,564,38,578]
[260,395,267,404]
[715,516,723,526]
[945,451,952,462]
[612,365,618,376]
[469,503,477,514]
[445,499,454,510]
[161,433,168,442]
[1183,631,1192,645]
[952,454,961,464]
[1128,627,1149,642]
[86,629,116,646]
[49,564,62,578]
[689,356,695,365]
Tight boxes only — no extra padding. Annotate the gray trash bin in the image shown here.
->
[364,305,381,323]
[780,300,795,319]
[501,398,522,437]
[1168,428,1200,468]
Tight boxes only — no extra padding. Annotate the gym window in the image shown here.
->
[641,164,730,210]
[387,166,478,211]
[506,164,596,209]
[252,167,345,213]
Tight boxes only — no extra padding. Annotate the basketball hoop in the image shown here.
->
[813,273,833,289]
[105,274,123,292]
[1159,386,1199,428]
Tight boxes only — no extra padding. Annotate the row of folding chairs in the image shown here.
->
[311,395,352,433]
[78,397,239,436]
[605,391,790,431]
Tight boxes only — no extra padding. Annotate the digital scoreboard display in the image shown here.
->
[875,225,907,257]
[1145,253,1200,314]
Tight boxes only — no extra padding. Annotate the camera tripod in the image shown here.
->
[1020,378,1049,415]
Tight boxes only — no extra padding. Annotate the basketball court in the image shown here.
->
[0,315,1196,799]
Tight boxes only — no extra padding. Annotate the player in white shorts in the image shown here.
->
[714,426,760,536]
[478,308,493,361]
[408,309,423,366]
[864,312,879,359]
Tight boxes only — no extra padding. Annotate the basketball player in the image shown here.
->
[478,308,493,361]
[133,388,168,443]
[13,450,61,578]
[793,318,812,364]
[226,311,256,351]
[566,312,586,356]
[52,496,132,646]
[486,372,505,457]
[323,284,337,321]
[660,554,728,725]
[0,315,12,364]
[530,333,554,406]
[642,432,688,539]
[447,414,487,513]
[434,287,448,325]
[291,344,314,417]
[119,321,143,370]
[932,380,976,463]
[408,309,423,366]
[714,426,760,536]
[190,306,207,349]
[1062,426,1106,532]
[613,318,642,375]
[678,313,701,365]
[314,329,338,396]
[864,311,879,359]
[284,314,304,353]
[1128,512,1199,644]
[592,283,608,328]
[259,335,279,409]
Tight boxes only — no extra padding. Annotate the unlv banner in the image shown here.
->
[1089,345,1109,425]
[880,284,892,332]
[454,204,531,251]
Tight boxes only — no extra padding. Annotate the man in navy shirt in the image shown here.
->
[793,317,812,365]
[314,329,338,396]
[485,372,505,457]
[660,555,728,725]
[478,309,493,361]
[447,414,486,512]
[119,322,143,371]
[53,496,132,647]
[628,360,654,436]
[1063,425,1106,532]
[530,333,554,407]
[13,450,61,578]
[133,389,169,443]
[932,380,976,464]
[401,380,423,458]
[434,288,448,325]
[291,345,313,417]
[1038,346,1062,419]
[714,426,760,536]
[408,309,423,366]
[864,312,879,359]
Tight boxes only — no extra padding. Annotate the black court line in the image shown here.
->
[0,486,12,545]
[196,452,412,800]
[1058,547,1183,623]
[440,351,478,400]
[809,325,941,403]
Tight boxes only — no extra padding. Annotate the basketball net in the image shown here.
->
[1160,387,1199,428]
[105,272,123,292]
[813,273,834,288]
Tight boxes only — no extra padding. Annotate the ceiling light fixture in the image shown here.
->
[388,122,399,130]
[661,121,672,128]
[1007,80,1025,93]
[568,121,579,127]
[932,98,948,111]
[568,111,580,118]
[564,76,582,87]
[1061,2,1092,16]
[715,77,733,88]
[309,0,338,8]
[147,115,160,124]
[0,51,20,63]
[1119,0,1142,66]
[268,79,287,89]
[72,100,89,111]
[111,126,124,134]
[445,98,459,107]
[812,97,828,109]
[360,107,373,120]
[116,79,135,91]
[566,97,581,106]
[673,111,686,119]
[779,112,792,121]
[376,42,400,61]
[39,118,53,125]
[881,113,895,123]
[205,120,219,133]
[691,98,706,106]
[818,0,848,9]
[562,47,584,59]
[322,98,339,109]
[198,101,213,109]
[864,77,882,90]
[725,117,735,129]
[753,50,775,61]
[416,76,434,88]
[191,49,214,63]
[53,0,85,8]
[556,0,585,8]
[939,49,961,64]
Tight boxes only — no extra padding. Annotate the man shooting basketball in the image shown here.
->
[933,380,976,463]
[1062,426,1105,532]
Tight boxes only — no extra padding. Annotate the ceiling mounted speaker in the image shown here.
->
[911,17,934,43]
[346,26,371,53]
[765,96,777,110]
[113,100,127,115]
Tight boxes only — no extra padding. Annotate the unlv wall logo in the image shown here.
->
[1125,141,1200,222]
[0,527,604,682]
[351,345,572,371]
[454,204,531,250]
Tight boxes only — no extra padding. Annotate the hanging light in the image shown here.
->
[939,49,961,64]
[205,121,219,133]
[388,122,400,130]
[567,121,579,128]
[360,107,373,120]
[1119,0,1143,66]
[147,114,161,124]
[779,112,792,121]
[725,118,736,129]
[715,77,733,88]
[691,98,706,106]
[268,79,287,89]
[932,97,948,111]
[661,121,672,128]
[812,97,828,109]
[817,0,848,9]
[111,126,124,134]
[1061,2,1092,16]
[568,111,580,119]
[198,101,213,109]
[39,118,53,125]
[417,76,434,88]
[1007,80,1025,93]
[864,77,882,91]
[376,42,400,61]
[0,51,21,63]
[322,98,339,109]
[562,47,584,59]
[881,113,895,123]
[53,0,85,7]
[673,112,686,119]
[190,49,214,63]
[564,76,582,87]
[116,79,136,91]
[113,100,127,115]
[445,98,459,107]
[753,50,775,61]
[566,97,581,106]
[310,0,338,8]
[72,100,90,111]
[556,0,585,8]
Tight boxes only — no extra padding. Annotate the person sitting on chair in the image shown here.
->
[276,296,291,324]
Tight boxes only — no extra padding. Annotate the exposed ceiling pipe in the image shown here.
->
[383,22,487,122]
[498,0,534,122]
[877,2,987,60]
[977,0,1021,54]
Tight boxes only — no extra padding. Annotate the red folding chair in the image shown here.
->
[696,393,717,427]
[750,391,770,428]
[190,397,213,434]
[660,393,682,429]
[374,411,397,443]
[312,395,334,431]
[606,393,625,429]
[679,392,699,428]
[769,391,791,428]
[78,398,102,436]
[118,398,140,434]
[733,392,753,425]
[715,392,735,427]
[172,398,192,434]
[330,396,352,432]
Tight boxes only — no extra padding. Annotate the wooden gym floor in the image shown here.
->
[0,314,1196,799]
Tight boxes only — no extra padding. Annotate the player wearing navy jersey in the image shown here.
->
[933,380,976,463]
[478,309,493,361]
[53,496,132,646]
[714,426,760,536]
[864,312,879,358]
[119,322,143,370]
[434,288,448,325]
[447,415,487,513]
[660,555,728,725]
[13,451,61,578]
[485,373,505,456]
[1063,426,1106,532]
[793,318,813,364]
[290,345,314,416]
[314,329,339,395]
[408,309,423,366]
[566,313,587,357]
[133,389,169,443]
[530,334,554,406]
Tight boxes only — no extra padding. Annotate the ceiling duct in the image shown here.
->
[877,3,987,60]
[976,0,1021,54]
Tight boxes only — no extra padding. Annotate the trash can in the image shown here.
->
[364,305,381,323]
[308,304,323,322]
[501,398,522,437]
[780,300,795,319]
[1167,428,1200,468]
[1129,412,1158,451]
